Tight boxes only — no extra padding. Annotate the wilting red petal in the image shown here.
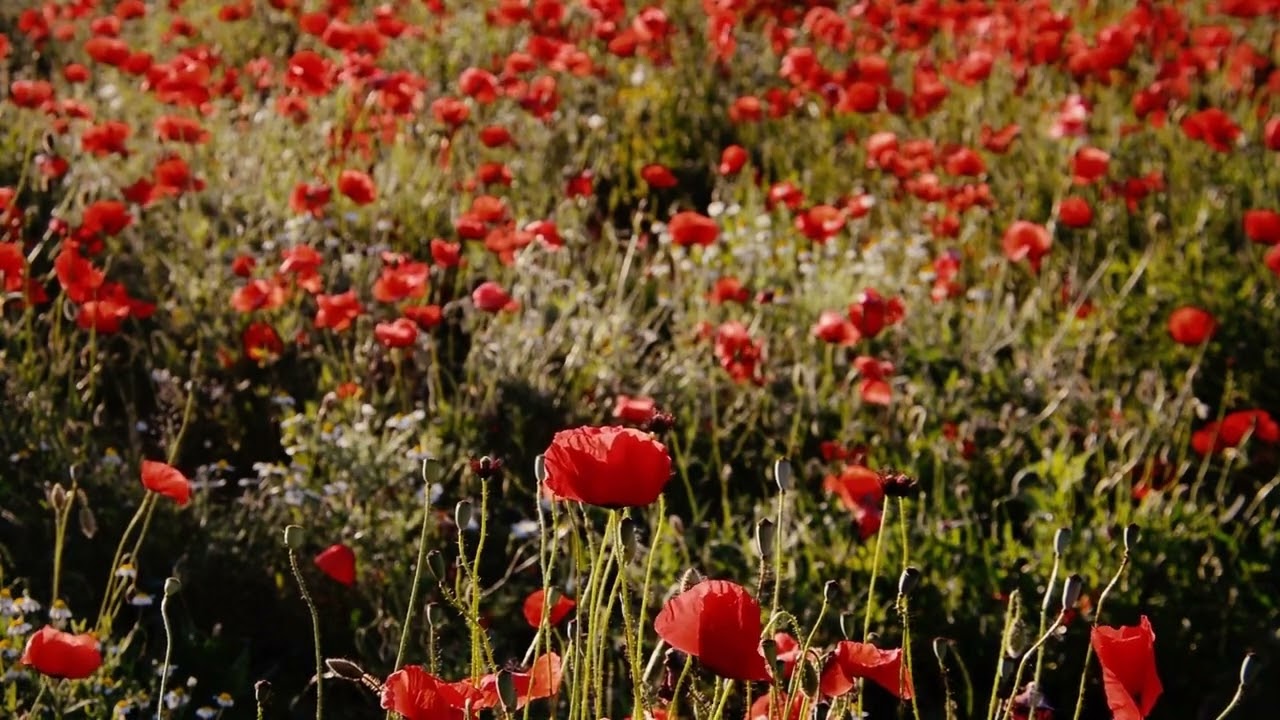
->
[653,579,771,682]
[314,543,357,586]
[141,460,192,506]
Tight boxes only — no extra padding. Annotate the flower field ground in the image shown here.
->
[2,0,1280,718]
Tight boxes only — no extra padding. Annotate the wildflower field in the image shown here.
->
[2,0,1280,718]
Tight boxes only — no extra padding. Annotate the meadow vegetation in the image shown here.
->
[1,0,1279,718]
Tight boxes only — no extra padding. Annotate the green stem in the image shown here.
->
[900,595,923,720]
[393,461,437,673]
[1002,613,1066,720]
[987,590,1022,720]
[157,589,176,720]
[1070,554,1128,720]
[288,546,324,720]
[1032,553,1062,689]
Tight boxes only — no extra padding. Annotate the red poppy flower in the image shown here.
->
[1243,209,1280,245]
[746,691,806,720]
[1192,410,1280,456]
[848,289,904,339]
[1090,616,1162,720]
[154,115,209,144]
[522,589,575,628]
[338,169,377,205]
[813,310,859,346]
[1059,196,1094,228]
[141,460,192,506]
[289,181,331,217]
[243,321,284,363]
[470,653,563,710]
[478,125,513,148]
[819,641,913,699]
[404,304,443,329]
[542,426,671,508]
[430,238,462,267]
[719,145,748,175]
[1180,108,1240,153]
[853,356,893,405]
[824,464,884,513]
[774,632,801,679]
[315,291,363,331]
[667,211,719,247]
[381,666,481,720]
[1071,146,1110,185]
[1264,116,1280,152]
[1166,306,1216,345]
[708,276,750,305]
[9,79,55,108]
[1002,220,1052,272]
[1265,245,1280,278]
[613,395,657,425]
[714,321,765,385]
[375,318,419,348]
[795,205,847,242]
[285,50,334,96]
[20,626,103,679]
[641,163,679,189]
[314,543,357,586]
[472,281,517,313]
[653,579,771,682]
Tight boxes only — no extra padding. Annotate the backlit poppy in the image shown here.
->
[1002,220,1052,273]
[141,460,192,506]
[613,395,657,425]
[1058,196,1094,228]
[381,666,480,720]
[472,281,516,313]
[542,426,671,508]
[20,626,103,679]
[1090,616,1162,720]
[338,169,377,205]
[819,640,913,700]
[1243,209,1280,245]
[522,589,575,628]
[314,543,357,586]
[668,211,719,247]
[653,579,771,681]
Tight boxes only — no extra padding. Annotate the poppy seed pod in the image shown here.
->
[163,577,181,597]
[1123,523,1141,552]
[1239,652,1259,686]
[755,518,776,560]
[422,457,444,485]
[618,517,640,562]
[1053,527,1072,555]
[898,567,921,597]
[455,500,474,530]
[774,457,794,492]
[1061,574,1084,609]
[533,454,547,483]
[283,524,304,550]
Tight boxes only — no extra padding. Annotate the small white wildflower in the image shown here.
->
[15,593,41,615]
[163,687,189,709]
[130,592,154,608]
[215,691,234,708]
[116,562,138,580]
[7,617,32,636]
[102,447,124,467]
[510,519,539,539]
[49,599,73,623]
[196,707,217,719]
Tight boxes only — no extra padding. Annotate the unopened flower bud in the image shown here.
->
[799,658,820,696]
[932,638,949,663]
[163,577,181,597]
[497,671,518,710]
[898,567,921,597]
[533,455,547,483]
[1061,574,1084,610]
[283,524,304,550]
[325,658,366,680]
[823,580,838,603]
[455,500,473,530]
[1123,523,1140,552]
[761,638,778,670]
[48,483,68,512]
[679,567,703,592]
[618,517,640,563]
[755,519,776,560]
[426,550,446,581]
[254,680,272,703]
[1053,528,1072,556]
[774,458,794,492]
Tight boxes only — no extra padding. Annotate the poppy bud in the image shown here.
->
[755,519,776,560]
[678,567,702,592]
[668,514,685,537]
[1239,652,1259,686]
[774,458,794,492]
[254,680,272,704]
[426,550,446,581]
[1123,523,1140,552]
[422,457,444,485]
[761,638,779,671]
[326,658,366,680]
[823,580,838,603]
[283,524,304,550]
[1061,574,1083,610]
[427,602,445,626]
[898,567,921,597]
[79,504,98,539]
[799,658,821,697]
[932,637,949,662]
[455,500,474,530]
[163,577,181,597]
[497,670,518,710]
[48,483,68,512]
[533,454,547,483]
[1053,527,1071,556]
[618,517,640,562]
[839,612,852,639]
